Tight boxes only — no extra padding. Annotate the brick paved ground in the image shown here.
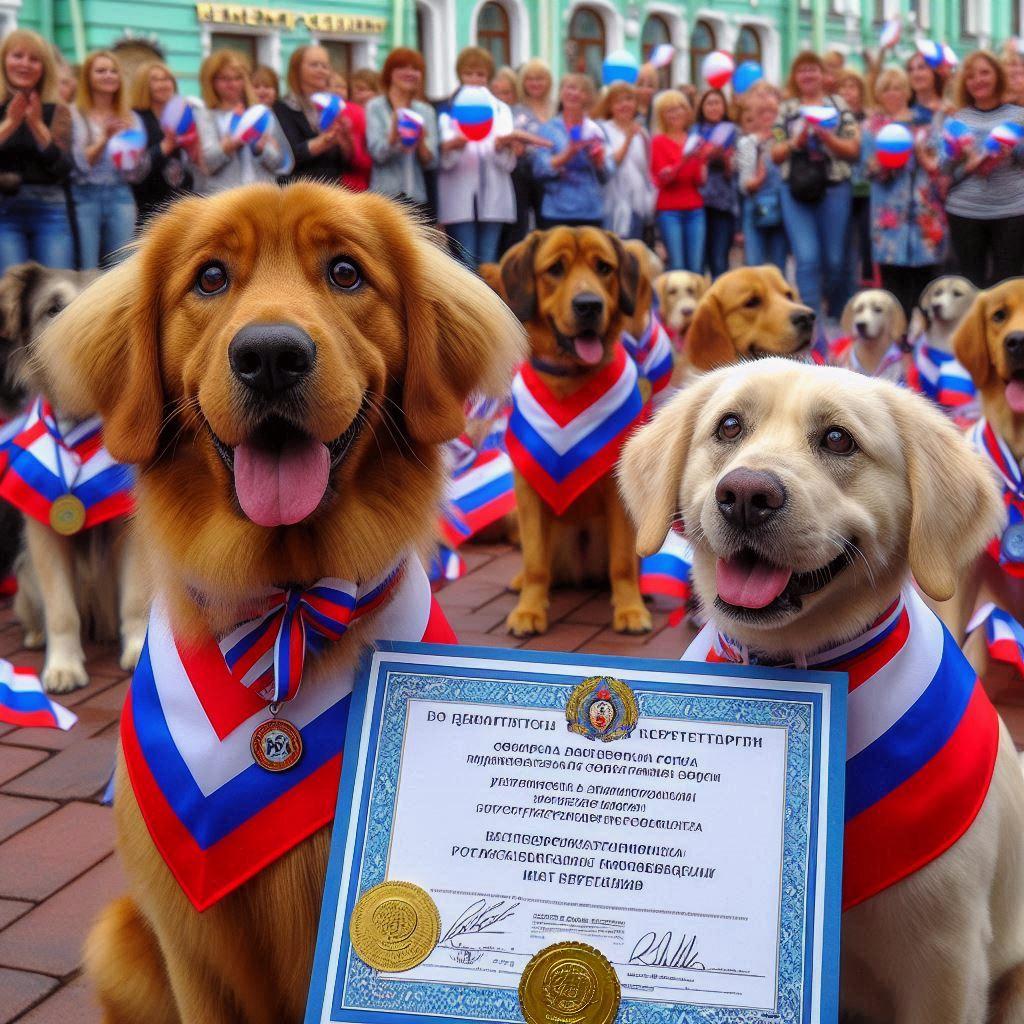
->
[0,542,698,1022]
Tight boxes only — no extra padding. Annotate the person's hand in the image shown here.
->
[160,127,178,156]
[105,116,131,139]
[791,123,809,148]
[448,132,469,150]
[4,90,28,130]
[964,149,992,174]
[657,163,677,184]
[252,131,267,155]
[25,92,45,131]
[587,141,604,165]
[221,133,244,155]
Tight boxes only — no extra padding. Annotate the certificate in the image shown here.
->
[305,643,846,1024]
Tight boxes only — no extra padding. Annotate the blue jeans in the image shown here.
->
[447,220,505,271]
[0,186,75,273]
[72,183,137,270]
[657,208,705,272]
[704,208,735,278]
[780,181,852,319]
[742,201,789,271]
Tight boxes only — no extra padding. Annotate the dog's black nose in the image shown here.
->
[716,469,787,530]
[855,320,869,334]
[1006,333,1024,359]
[790,310,814,333]
[229,323,315,398]
[572,292,604,323]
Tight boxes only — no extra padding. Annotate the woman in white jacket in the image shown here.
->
[438,47,517,271]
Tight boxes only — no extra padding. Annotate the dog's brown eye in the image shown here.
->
[994,308,1009,324]
[596,259,613,276]
[547,261,565,278]
[822,426,856,455]
[717,414,743,440]
[785,289,794,300]
[328,258,362,291]
[196,261,228,296]
[744,295,762,309]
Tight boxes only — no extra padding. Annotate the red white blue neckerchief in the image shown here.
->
[640,527,694,626]
[427,543,466,586]
[0,396,134,530]
[830,337,907,383]
[971,419,1024,579]
[120,555,455,911]
[507,343,648,515]
[621,311,674,398]
[968,602,1024,678]
[439,441,516,548]
[0,659,77,731]
[907,340,977,412]
[685,587,998,910]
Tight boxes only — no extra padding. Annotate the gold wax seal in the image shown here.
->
[349,881,440,972]
[519,941,620,1024]
[50,494,86,535]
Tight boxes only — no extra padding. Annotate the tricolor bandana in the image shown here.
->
[0,397,134,530]
[507,343,647,514]
[640,529,694,626]
[0,660,77,731]
[440,442,516,548]
[686,588,998,910]
[427,544,466,585]
[968,603,1024,678]
[971,419,1024,578]
[907,341,978,423]
[121,556,455,911]
[621,311,674,400]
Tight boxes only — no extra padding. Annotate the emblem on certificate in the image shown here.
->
[50,494,86,535]
[349,881,440,972]
[519,941,620,1024]
[566,675,638,742]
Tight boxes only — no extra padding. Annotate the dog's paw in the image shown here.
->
[507,605,548,637]
[22,629,45,649]
[42,657,89,693]
[613,604,653,635]
[119,634,145,671]
[508,571,524,593]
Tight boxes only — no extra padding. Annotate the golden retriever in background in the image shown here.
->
[496,226,651,637]
[653,269,707,348]
[33,183,525,1024]
[835,289,908,381]
[619,239,663,344]
[619,358,1024,1024]
[909,274,978,351]
[684,265,815,371]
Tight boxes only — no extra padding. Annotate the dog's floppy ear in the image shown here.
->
[401,220,527,446]
[0,261,43,344]
[619,378,714,556]
[839,295,857,338]
[888,386,1005,601]
[611,235,640,317]
[478,262,504,297]
[885,291,907,340]
[685,291,736,371]
[499,233,540,323]
[952,290,993,390]
[33,247,164,465]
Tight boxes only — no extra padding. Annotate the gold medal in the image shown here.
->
[349,881,440,972]
[250,718,303,772]
[49,494,86,536]
[519,942,620,1024]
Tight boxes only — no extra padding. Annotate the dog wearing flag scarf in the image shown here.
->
[0,261,146,693]
[619,357,1024,1024]
[32,182,525,1024]
[832,289,909,383]
[495,226,652,637]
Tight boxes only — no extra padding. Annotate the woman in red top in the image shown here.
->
[650,90,707,271]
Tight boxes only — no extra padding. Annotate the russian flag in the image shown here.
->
[969,603,1024,676]
[0,661,77,730]
[640,530,694,625]
[427,544,467,587]
[441,448,516,547]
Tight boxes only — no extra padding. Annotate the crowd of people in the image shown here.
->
[4,24,1024,326]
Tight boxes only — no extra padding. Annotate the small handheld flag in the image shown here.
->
[801,105,840,131]
[707,121,737,150]
[451,85,495,141]
[229,104,271,144]
[942,44,959,69]
[397,107,424,147]
[916,39,945,69]
[880,18,901,49]
[733,61,763,94]
[702,51,734,90]
[310,91,345,131]
[0,660,77,731]
[942,118,974,160]
[985,121,1024,156]
[108,128,146,173]
[648,43,675,69]
[159,95,196,144]
[876,122,914,169]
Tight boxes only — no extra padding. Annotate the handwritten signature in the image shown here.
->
[629,931,705,971]
[439,898,520,950]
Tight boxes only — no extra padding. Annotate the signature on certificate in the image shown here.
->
[439,898,520,962]
[629,931,706,971]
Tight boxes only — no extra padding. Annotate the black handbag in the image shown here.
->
[787,148,828,204]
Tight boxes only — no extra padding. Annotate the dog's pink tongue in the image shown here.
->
[573,336,604,365]
[233,438,330,527]
[716,555,792,610]
[1007,380,1024,415]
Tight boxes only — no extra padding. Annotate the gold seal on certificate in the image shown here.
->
[49,494,86,535]
[519,941,620,1024]
[349,881,440,972]
[566,676,638,742]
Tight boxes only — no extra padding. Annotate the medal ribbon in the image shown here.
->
[972,420,1024,575]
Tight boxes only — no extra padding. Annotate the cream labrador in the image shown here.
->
[836,289,907,380]
[619,358,1024,1024]
[909,274,978,351]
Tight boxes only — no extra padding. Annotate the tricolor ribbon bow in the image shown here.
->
[218,568,402,703]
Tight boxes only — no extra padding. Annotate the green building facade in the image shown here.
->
[5,0,1020,97]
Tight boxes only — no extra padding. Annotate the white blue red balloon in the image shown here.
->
[602,49,639,85]
[876,122,913,169]
[451,85,495,141]
[732,61,763,94]
[702,51,734,90]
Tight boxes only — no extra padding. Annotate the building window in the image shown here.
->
[210,32,259,67]
[642,14,672,87]
[873,0,885,23]
[477,2,511,68]
[1014,0,1021,38]
[735,26,761,66]
[319,41,354,89]
[567,6,606,85]
[961,0,978,35]
[690,19,716,84]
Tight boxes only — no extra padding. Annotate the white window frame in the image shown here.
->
[416,0,457,97]
[0,0,21,37]
[734,18,781,84]
[642,3,686,86]
[200,22,281,73]
[308,33,378,75]
[469,0,531,69]
[565,0,626,60]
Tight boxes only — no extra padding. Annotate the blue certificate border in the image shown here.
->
[305,644,846,1024]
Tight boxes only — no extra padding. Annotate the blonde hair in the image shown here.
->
[200,49,255,109]
[0,29,59,103]
[652,89,692,134]
[518,57,553,116]
[559,72,596,109]
[594,81,636,120]
[491,66,519,104]
[954,50,1007,109]
[130,60,178,110]
[251,64,279,100]
[836,68,867,107]
[77,50,129,118]
[456,45,495,81]
[874,67,911,106]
